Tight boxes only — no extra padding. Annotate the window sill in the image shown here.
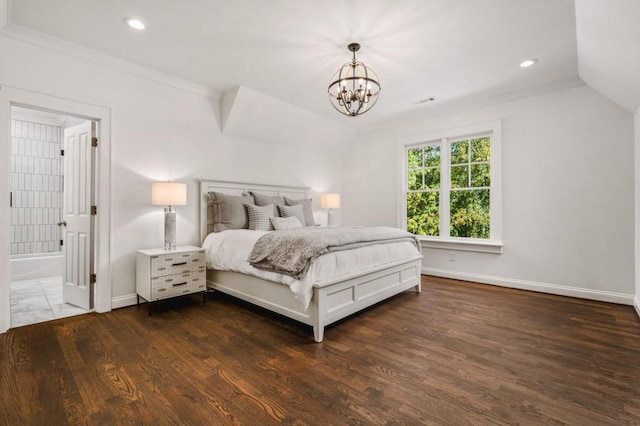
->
[418,238,503,254]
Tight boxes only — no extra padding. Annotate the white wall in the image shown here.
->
[635,106,640,317]
[343,85,636,303]
[0,35,346,311]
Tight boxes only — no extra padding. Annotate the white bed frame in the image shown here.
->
[200,180,423,342]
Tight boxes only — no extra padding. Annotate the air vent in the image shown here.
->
[414,97,436,104]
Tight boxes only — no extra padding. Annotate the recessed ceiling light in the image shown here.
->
[124,17,145,30]
[520,58,538,68]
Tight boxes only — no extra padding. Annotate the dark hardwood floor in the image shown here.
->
[1,275,639,425]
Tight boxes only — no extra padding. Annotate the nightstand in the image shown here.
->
[136,245,206,314]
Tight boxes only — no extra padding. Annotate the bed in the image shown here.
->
[199,179,423,342]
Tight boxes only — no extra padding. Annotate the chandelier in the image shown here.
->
[328,43,381,117]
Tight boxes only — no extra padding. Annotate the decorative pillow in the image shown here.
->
[246,204,274,231]
[277,204,306,228]
[284,196,316,226]
[207,192,255,232]
[270,216,303,230]
[250,192,284,217]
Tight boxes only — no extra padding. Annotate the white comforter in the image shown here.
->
[202,229,421,310]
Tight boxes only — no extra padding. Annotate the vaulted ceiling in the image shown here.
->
[2,0,638,127]
[575,0,640,114]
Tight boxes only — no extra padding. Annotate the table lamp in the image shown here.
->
[152,182,187,250]
[320,193,340,226]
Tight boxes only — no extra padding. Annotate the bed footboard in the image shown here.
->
[312,255,422,342]
[207,255,423,342]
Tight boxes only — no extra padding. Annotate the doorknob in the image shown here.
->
[57,221,67,227]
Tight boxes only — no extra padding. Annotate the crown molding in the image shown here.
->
[364,75,586,133]
[0,23,222,100]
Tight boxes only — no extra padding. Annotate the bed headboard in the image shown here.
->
[199,179,311,243]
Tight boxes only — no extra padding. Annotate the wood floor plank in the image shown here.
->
[1,275,639,424]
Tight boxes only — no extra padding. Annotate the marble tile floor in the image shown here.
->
[10,276,91,328]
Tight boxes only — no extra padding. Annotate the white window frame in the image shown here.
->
[397,119,502,254]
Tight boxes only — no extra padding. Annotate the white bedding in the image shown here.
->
[202,229,421,310]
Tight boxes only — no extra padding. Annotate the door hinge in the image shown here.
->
[90,274,96,284]
[60,149,64,156]
[91,205,97,215]
[92,137,98,147]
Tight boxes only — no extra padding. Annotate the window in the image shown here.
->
[407,144,441,236]
[399,120,502,250]
[449,137,491,238]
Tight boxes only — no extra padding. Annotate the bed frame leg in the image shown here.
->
[313,325,324,343]
[413,282,422,293]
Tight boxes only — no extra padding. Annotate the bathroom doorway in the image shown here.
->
[0,85,112,334]
[9,106,94,327]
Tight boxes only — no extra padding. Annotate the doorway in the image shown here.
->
[0,86,112,334]
[9,106,94,327]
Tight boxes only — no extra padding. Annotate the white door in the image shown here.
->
[61,121,95,309]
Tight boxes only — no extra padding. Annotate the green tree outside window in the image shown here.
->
[406,137,491,239]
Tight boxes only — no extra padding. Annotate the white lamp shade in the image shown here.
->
[152,182,187,206]
[320,193,340,209]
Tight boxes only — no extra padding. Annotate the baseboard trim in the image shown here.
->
[423,267,635,306]
[634,296,640,319]
[111,294,137,310]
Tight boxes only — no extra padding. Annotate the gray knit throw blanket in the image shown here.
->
[247,226,420,279]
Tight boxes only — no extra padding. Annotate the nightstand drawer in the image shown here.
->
[151,272,206,300]
[137,246,207,309]
[150,251,204,277]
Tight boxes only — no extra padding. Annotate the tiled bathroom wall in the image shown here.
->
[10,119,63,256]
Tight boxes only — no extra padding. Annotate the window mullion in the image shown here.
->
[467,141,471,188]
[440,137,450,239]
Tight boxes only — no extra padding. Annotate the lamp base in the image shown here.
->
[164,207,176,250]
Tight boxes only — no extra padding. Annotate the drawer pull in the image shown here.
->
[158,288,166,292]
[172,262,187,266]
[172,282,187,287]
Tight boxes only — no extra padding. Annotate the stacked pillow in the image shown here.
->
[207,191,317,232]
[277,204,306,228]
[246,204,275,231]
[249,192,284,217]
[207,192,255,232]
[284,196,316,227]
[270,216,303,230]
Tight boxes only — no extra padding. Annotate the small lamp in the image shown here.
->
[152,182,187,250]
[320,193,340,226]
